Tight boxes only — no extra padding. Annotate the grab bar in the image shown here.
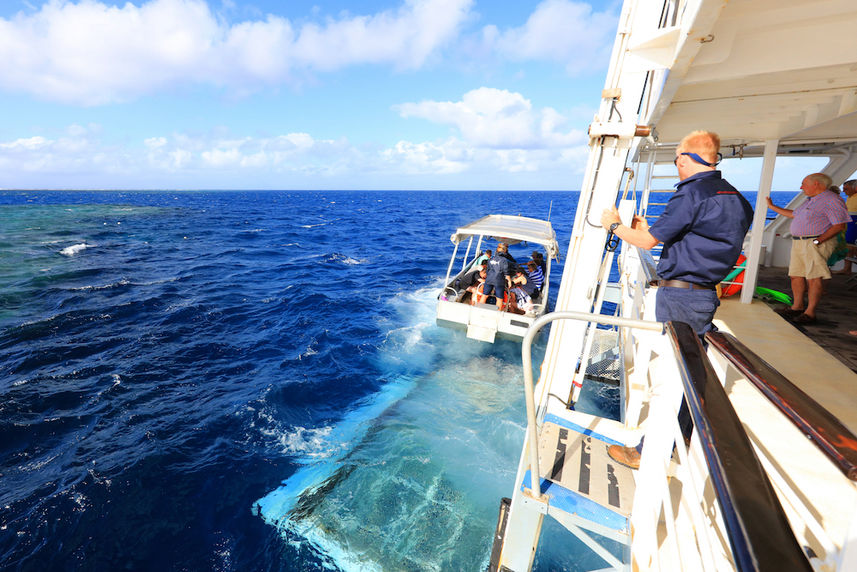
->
[520,311,663,497]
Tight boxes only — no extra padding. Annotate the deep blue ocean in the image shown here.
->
[0,189,790,571]
[0,190,601,572]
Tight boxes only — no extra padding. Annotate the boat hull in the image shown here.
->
[436,298,541,342]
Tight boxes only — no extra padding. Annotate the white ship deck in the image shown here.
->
[711,290,857,567]
[715,293,857,435]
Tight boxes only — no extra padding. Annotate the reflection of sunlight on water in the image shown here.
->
[255,283,530,571]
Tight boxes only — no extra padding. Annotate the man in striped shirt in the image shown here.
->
[525,260,544,292]
[765,173,850,323]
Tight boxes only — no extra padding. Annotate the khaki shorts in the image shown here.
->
[788,238,836,279]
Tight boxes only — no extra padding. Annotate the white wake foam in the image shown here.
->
[322,252,367,266]
[60,243,94,256]
[70,279,130,291]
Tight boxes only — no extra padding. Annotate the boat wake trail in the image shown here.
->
[254,286,529,571]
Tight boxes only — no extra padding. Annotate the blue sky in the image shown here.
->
[0,0,823,190]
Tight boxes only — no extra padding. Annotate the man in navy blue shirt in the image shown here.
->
[600,130,753,469]
[484,243,513,309]
[601,130,753,337]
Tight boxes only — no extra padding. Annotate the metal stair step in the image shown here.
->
[533,421,635,522]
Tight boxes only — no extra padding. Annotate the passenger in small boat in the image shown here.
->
[531,251,546,275]
[508,270,537,314]
[484,244,513,309]
[472,278,494,306]
[474,249,492,267]
[526,260,544,294]
[498,243,519,272]
[460,267,487,302]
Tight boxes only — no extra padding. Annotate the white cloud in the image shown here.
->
[0,81,599,187]
[145,137,168,149]
[0,0,221,105]
[0,119,593,189]
[485,0,617,74]
[395,87,587,150]
[169,148,192,169]
[201,147,242,167]
[0,0,474,105]
[141,131,360,176]
[292,0,473,71]
[382,139,469,174]
[0,136,51,151]
[0,128,124,176]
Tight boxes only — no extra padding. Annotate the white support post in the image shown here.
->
[462,236,473,271]
[630,335,684,569]
[741,139,778,304]
[444,242,460,285]
[499,470,546,572]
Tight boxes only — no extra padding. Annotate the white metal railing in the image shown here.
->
[520,311,663,498]
[521,308,817,570]
[631,323,813,571]
[629,344,722,569]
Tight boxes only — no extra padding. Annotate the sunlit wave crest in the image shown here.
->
[59,243,95,256]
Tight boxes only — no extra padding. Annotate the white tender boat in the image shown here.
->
[436,214,559,343]
[490,0,857,570]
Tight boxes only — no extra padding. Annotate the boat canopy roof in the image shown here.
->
[450,214,559,258]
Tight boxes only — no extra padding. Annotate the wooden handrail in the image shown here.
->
[668,322,811,572]
[706,330,857,481]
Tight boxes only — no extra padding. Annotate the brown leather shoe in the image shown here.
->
[608,444,641,470]
[775,307,803,318]
[793,313,816,324]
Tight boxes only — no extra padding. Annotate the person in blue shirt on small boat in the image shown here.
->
[484,243,513,309]
[600,129,754,469]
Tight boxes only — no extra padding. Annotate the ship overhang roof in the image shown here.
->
[631,0,857,157]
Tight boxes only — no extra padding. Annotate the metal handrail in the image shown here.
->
[520,311,663,497]
[668,322,811,571]
[636,246,659,284]
[706,330,857,480]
